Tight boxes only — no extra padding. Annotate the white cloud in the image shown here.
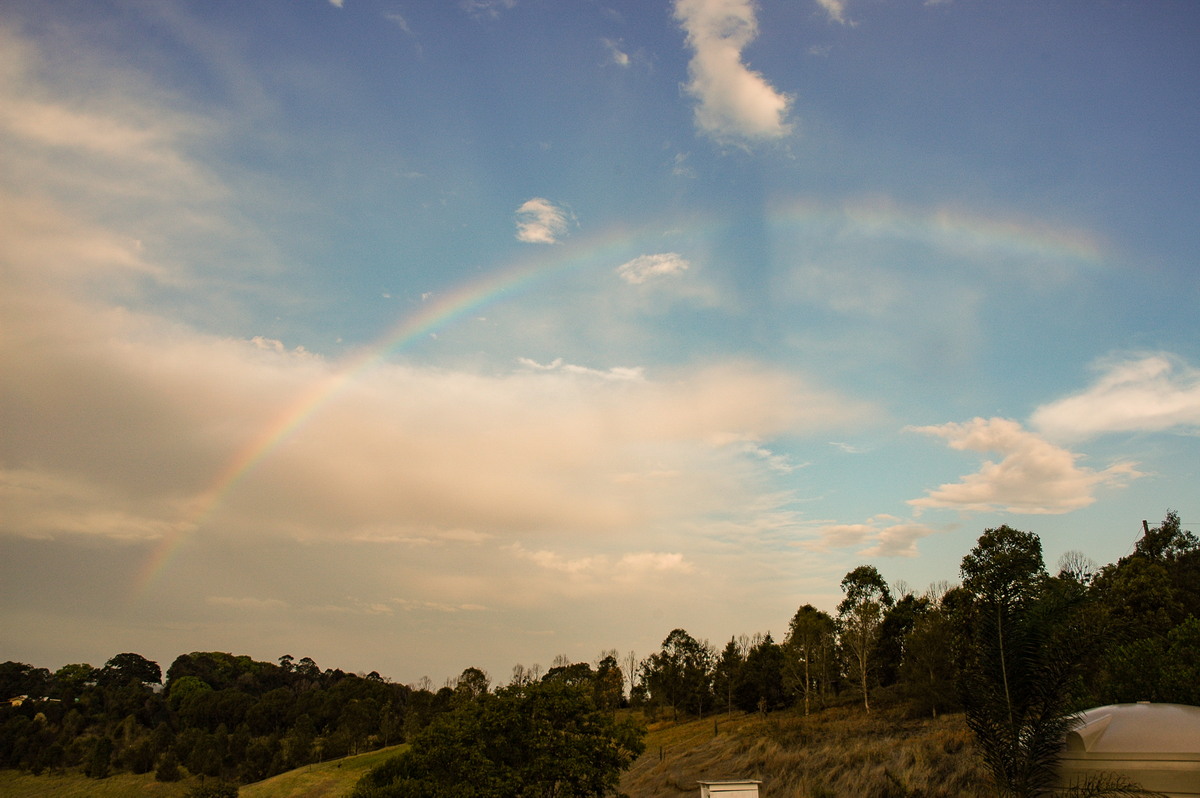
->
[1031,354,1200,441]
[815,0,851,25]
[328,0,345,8]
[514,197,571,244]
[617,252,691,284]
[384,12,412,34]
[517,357,645,381]
[673,0,793,143]
[602,38,630,67]
[907,417,1140,515]
[461,0,516,20]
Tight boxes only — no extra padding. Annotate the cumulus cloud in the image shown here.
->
[617,253,691,284]
[514,197,571,243]
[907,417,1140,515]
[673,0,793,143]
[1031,354,1200,441]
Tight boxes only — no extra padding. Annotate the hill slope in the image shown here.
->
[620,706,991,798]
[0,745,406,798]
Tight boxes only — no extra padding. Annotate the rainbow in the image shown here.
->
[131,199,1104,596]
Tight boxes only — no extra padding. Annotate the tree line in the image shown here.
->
[2,512,1197,796]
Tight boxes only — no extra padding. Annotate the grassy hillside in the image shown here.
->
[0,769,194,798]
[0,744,406,798]
[240,745,406,798]
[620,705,992,798]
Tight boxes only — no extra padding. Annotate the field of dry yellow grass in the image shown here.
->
[620,704,992,798]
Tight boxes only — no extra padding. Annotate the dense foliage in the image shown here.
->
[2,512,1196,796]
[0,650,440,784]
[353,675,644,798]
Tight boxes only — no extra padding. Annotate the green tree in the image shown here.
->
[155,750,183,782]
[875,591,929,688]
[837,565,893,712]
[593,654,624,714]
[353,677,644,798]
[641,629,713,721]
[711,638,743,716]
[958,526,1097,798]
[733,634,786,713]
[85,735,114,778]
[898,595,958,718]
[783,604,836,715]
[99,653,161,687]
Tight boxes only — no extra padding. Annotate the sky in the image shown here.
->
[2,0,1199,688]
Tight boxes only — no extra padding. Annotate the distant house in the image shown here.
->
[6,695,29,707]
[698,780,761,797]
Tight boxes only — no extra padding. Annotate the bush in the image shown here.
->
[186,779,239,798]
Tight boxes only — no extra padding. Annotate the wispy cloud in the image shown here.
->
[384,11,412,35]
[1031,354,1200,441]
[461,0,516,21]
[517,357,645,381]
[616,252,691,284]
[514,197,571,243]
[602,38,630,67]
[804,515,937,558]
[673,0,793,143]
[207,595,287,611]
[509,545,696,580]
[907,417,1140,515]
[815,0,851,25]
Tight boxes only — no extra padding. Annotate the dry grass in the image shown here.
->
[620,705,992,798]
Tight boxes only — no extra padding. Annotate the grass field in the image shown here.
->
[620,705,991,797]
[0,745,406,798]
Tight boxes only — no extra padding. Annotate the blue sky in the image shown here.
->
[2,0,1198,685]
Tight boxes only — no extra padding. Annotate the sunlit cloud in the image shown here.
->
[673,0,793,143]
[509,545,696,580]
[907,417,1140,515]
[1031,354,1200,441]
[514,197,571,244]
[804,515,937,558]
[617,252,691,284]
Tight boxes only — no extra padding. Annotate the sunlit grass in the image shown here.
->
[0,744,407,798]
[241,744,407,798]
